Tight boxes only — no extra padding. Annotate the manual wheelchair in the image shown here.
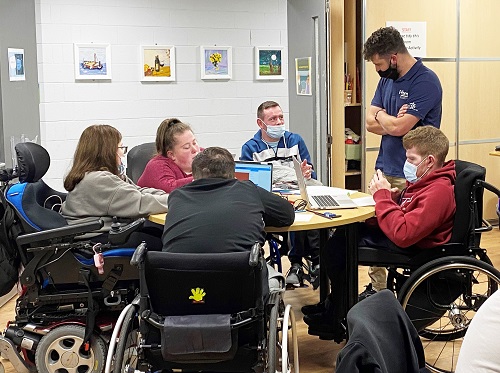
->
[106,242,299,373]
[0,142,144,373]
[353,160,500,373]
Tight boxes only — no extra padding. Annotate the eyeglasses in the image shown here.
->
[118,146,128,154]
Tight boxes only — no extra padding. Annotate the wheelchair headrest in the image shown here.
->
[15,142,50,183]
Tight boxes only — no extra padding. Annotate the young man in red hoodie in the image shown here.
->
[303,126,456,340]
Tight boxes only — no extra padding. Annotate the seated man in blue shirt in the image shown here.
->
[241,100,320,287]
[162,147,295,290]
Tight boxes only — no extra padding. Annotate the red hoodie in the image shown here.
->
[373,160,456,249]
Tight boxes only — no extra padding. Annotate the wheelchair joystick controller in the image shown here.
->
[110,216,121,232]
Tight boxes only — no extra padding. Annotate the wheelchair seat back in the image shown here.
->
[145,250,265,316]
[6,142,67,234]
[449,160,485,246]
[126,142,155,183]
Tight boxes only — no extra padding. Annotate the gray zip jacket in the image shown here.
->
[61,171,168,230]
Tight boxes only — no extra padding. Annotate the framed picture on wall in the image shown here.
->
[295,57,312,96]
[254,46,284,80]
[74,43,112,80]
[8,48,25,81]
[200,46,232,80]
[141,45,176,81]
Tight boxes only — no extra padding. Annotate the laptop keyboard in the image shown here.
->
[311,195,339,207]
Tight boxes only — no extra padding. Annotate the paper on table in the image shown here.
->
[352,196,376,207]
[305,186,356,196]
[294,212,313,222]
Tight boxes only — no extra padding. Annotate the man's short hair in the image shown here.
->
[257,101,280,120]
[403,126,449,165]
[363,26,408,61]
[192,147,235,180]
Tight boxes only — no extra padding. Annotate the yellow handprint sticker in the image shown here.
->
[189,287,206,303]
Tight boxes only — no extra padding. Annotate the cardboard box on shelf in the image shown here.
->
[345,144,361,160]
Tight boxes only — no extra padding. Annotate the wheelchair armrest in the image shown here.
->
[131,241,148,267]
[16,219,104,246]
[249,242,262,267]
[108,218,146,246]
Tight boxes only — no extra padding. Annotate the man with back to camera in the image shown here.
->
[361,26,443,299]
[162,147,295,289]
[241,100,320,288]
[302,126,456,341]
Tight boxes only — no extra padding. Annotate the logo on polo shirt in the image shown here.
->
[399,90,408,99]
[408,102,417,111]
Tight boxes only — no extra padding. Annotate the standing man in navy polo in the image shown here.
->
[361,26,443,299]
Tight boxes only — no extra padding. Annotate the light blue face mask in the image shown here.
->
[261,120,285,140]
[403,156,429,183]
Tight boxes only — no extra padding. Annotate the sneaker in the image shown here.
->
[304,312,346,342]
[286,263,304,287]
[301,301,326,316]
[358,283,377,302]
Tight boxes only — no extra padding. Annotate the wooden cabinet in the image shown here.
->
[329,0,362,190]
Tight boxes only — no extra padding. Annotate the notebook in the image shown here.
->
[234,161,273,192]
[292,157,357,209]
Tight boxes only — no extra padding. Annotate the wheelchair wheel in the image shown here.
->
[398,256,500,373]
[266,293,299,373]
[35,324,106,373]
[113,304,139,373]
[266,292,279,373]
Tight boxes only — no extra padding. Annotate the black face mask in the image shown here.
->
[377,60,399,80]
[378,62,399,80]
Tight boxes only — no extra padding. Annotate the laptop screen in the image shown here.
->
[234,161,273,191]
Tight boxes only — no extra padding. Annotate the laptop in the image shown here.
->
[292,157,357,209]
[234,161,273,192]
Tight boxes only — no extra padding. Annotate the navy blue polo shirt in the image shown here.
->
[371,58,442,178]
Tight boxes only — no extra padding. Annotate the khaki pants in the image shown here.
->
[368,175,406,292]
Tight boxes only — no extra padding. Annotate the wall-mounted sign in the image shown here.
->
[386,21,427,58]
[8,48,25,81]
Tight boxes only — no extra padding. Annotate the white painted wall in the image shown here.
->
[35,0,289,190]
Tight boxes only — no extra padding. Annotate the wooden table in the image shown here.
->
[266,192,375,312]
[149,191,375,314]
[489,150,500,157]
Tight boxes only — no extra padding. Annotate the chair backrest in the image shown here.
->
[126,142,156,183]
[6,142,68,233]
[336,290,427,373]
[144,250,265,316]
[449,160,486,246]
[15,142,50,183]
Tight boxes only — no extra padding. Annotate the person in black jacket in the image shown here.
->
[162,147,295,289]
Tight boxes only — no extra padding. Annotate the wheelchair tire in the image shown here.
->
[35,324,106,373]
[398,256,500,373]
[266,292,279,373]
[113,304,139,373]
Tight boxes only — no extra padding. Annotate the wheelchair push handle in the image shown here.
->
[131,241,148,267]
[249,242,262,267]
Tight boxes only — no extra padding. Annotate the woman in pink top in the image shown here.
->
[137,118,201,192]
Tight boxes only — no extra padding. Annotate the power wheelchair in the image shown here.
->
[353,160,500,373]
[0,142,145,373]
[106,242,299,373]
